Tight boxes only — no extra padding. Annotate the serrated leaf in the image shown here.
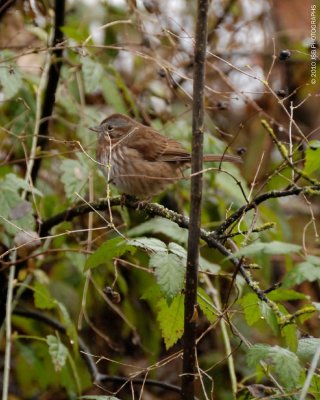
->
[46,335,68,372]
[306,255,320,265]
[82,57,104,93]
[0,174,36,235]
[247,344,303,389]
[33,281,56,310]
[232,241,301,258]
[128,217,188,244]
[60,158,89,200]
[156,294,184,349]
[283,261,320,286]
[0,53,23,100]
[127,237,167,254]
[150,252,185,299]
[168,242,187,259]
[0,191,34,235]
[304,141,320,176]
[85,237,135,271]
[1,173,42,196]
[297,338,320,364]
[238,293,261,325]
[167,242,220,273]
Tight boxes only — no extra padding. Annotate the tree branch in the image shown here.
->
[38,183,319,324]
[30,0,65,184]
[214,184,320,236]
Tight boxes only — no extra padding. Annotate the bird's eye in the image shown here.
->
[107,124,113,131]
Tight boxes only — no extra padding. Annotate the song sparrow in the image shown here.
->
[90,113,241,197]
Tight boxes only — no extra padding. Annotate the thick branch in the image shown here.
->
[30,0,65,184]
[182,1,209,399]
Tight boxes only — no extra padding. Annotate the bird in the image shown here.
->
[90,113,242,198]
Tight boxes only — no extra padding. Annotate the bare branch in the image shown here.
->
[30,0,65,184]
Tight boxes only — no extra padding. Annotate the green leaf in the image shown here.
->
[283,261,320,286]
[150,252,185,300]
[309,374,320,398]
[167,242,220,273]
[259,302,279,334]
[238,293,261,325]
[281,323,298,352]
[33,281,56,310]
[101,76,127,114]
[247,344,303,389]
[304,140,320,176]
[128,217,188,244]
[2,173,42,196]
[46,335,68,372]
[0,174,36,235]
[82,57,104,93]
[156,294,184,349]
[0,51,23,100]
[127,237,167,253]
[197,288,218,323]
[108,64,139,118]
[198,256,220,274]
[85,237,135,271]
[232,241,301,258]
[61,26,90,43]
[167,242,187,259]
[60,157,90,200]
[297,338,320,364]
[267,288,307,301]
[56,302,78,352]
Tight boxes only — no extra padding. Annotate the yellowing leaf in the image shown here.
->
[157,294,184,349]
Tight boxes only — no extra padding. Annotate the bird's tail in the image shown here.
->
[202,154,242,163]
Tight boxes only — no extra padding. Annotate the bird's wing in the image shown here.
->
[129,127,190,162]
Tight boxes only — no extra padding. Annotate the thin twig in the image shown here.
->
[13,308,182,395]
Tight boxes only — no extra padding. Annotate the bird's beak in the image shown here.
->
[89,125,101,133]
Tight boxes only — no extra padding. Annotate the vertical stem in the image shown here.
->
[1,258,16,400]
[30,0,65,184]
[182,1,209,399]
